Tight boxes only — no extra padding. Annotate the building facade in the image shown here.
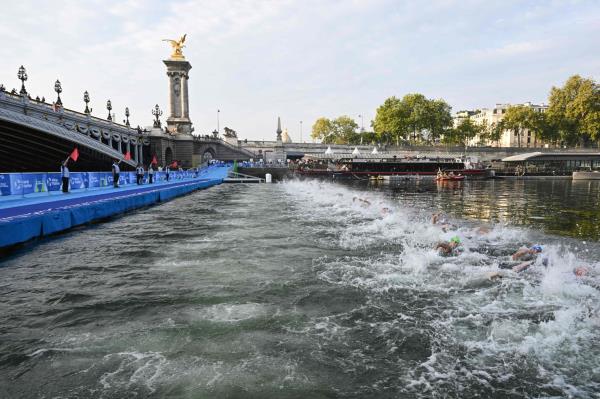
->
[458,102,551,148]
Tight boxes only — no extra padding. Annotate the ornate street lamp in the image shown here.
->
[152,104,163,128]
[124,107,130,126]
[17,65,28,95]
[106,99,112,121]
[83,91,91,114]
[54,79,62,106]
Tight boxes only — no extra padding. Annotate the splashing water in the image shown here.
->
[1,179,599,398]
[282,179,600,397]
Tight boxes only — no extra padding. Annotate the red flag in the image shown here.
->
[69,148,79,162]
[124,151,131,161]
[151,155,158,165]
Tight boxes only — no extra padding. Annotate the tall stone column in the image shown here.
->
[182,73,190,118]
[163,59,193,135]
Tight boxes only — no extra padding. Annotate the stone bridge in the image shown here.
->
[0,89,147,172]
[148,132,255,168]
[0,89,253,172]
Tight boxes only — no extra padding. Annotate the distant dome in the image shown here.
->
[282,128,292,143]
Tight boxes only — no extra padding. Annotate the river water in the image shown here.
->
[1,179,600,398]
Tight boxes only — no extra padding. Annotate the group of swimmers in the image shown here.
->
[347,193,593,282]
[431,212,592,280]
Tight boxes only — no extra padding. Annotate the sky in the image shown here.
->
[0,0,598,142]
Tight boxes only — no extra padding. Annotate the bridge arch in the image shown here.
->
[201,148,215,163]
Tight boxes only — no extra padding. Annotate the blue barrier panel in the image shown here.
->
[42,210,72,235]
[46,173,62,192]
[0,215,44,247]
[69,172,88,191]
[70,205,94,226]
[19,173,49,195]
[0,174,12,196]
[88,172,111,189]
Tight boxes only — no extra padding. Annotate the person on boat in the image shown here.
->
[436,236,462,257]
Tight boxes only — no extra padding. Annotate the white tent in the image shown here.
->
[371,146,379,154]
[352,147,360,155]
[324,146,333,155]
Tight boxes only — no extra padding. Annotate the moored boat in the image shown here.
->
[294,157,490,179]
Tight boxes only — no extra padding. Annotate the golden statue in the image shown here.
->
[162,34,187,60]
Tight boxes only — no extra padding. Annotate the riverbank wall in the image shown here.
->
[0,165,229,250]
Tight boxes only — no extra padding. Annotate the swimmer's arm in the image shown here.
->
[512,260,534,273]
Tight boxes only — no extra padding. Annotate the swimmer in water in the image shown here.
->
[511,244,543,261]
[499,245,547,272]
[436,236,462,257]
[431,212,457,232]
[475,226,492,235]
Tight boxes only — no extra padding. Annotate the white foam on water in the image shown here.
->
[186,302,271,323]
[282,179,600,396]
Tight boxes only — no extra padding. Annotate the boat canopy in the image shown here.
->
[502,152,600,162]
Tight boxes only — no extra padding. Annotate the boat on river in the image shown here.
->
[436,175,465,182]
[295,157,490,180]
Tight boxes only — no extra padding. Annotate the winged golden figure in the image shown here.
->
[162,34,187,59]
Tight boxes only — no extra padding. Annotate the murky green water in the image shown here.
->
[1,179,599,398]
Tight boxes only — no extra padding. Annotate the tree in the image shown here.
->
[547,75,600,146]
[332,115,359,144]
[311,117,335,143]
[423,99,453,143]
[310,116,359,144]
[372,96,409,145]
[444,118,482,147]
[373,94,453,145]
[403,93,429,143]
[502,105,541,148]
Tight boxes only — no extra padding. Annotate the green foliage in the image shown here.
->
[547,75,600,145]
[443,118,482,146]
[311,116,359,144]
[372,96,408,144]
[311,117,334,143]
[502,105,539,147]
[373,94,452,144]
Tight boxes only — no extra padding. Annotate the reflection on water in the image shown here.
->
[0,178,599,398]
[366,178,600,241]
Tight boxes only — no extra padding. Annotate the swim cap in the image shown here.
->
[531,245,542,252]
[450,236,461,244]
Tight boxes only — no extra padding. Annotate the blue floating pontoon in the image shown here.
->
[0,165,229,249]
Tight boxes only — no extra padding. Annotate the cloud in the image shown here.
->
[0,0,598,140]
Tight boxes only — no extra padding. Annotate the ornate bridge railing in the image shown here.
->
[0,90,150,166]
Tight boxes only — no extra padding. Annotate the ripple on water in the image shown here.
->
[1,180,600,398]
